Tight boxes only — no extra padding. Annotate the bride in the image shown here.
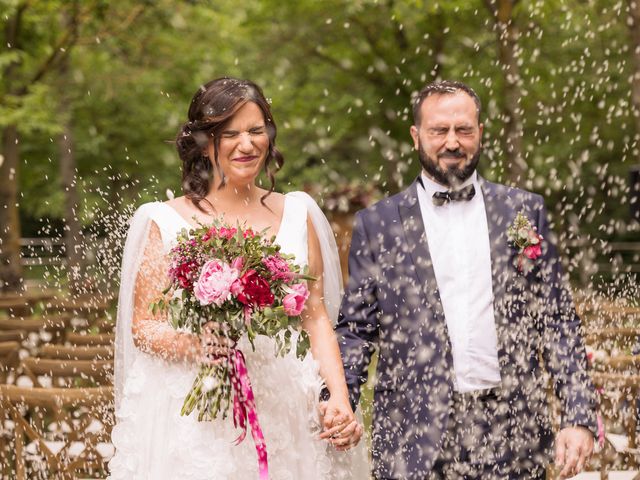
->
[108,78,369,479]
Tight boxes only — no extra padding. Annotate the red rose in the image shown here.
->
[232,269,274,307]
[170,261,197,290]
[243,228,255,238]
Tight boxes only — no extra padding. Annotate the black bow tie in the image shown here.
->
[432,184,476,206]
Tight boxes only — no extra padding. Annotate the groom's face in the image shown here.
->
[410,91,483,188]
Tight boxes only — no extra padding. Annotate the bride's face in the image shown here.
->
[208,101,270,186]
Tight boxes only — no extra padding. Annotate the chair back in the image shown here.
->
[20,358,113,387]
[0,385,114,480]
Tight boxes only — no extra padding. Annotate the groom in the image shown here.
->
[335,81,598,479]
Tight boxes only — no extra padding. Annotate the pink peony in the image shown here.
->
[193,260,239,306]
[282,283,310,316]
[262,255,294,281]
[523,244,542,260]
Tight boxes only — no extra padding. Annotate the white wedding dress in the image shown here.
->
[108,193,369,480]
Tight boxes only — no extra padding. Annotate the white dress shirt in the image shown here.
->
[416,171,502,393]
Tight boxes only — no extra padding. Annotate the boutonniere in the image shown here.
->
[507,211,543,272]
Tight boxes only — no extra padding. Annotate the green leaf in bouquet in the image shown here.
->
[246,320,257,348]
[283,329,292,355]
[225,310,242,333]
[176,228,190,241]
[274,334,285,357]
[296,329,311,360]
[262,306,278,320]
[270,307,288,328]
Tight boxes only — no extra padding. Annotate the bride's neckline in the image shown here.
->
[157,194,291,242]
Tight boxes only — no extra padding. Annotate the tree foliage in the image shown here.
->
[2,0,638,250]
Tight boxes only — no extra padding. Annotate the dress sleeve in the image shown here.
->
[131,220,201,363]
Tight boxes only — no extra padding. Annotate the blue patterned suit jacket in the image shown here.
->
[336,177,598,479]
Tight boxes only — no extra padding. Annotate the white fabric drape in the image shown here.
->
[114,204,153,412]
[288,191,344,324]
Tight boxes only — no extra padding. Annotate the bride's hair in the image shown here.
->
[175,77,284,211]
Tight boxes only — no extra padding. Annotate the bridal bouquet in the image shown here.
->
[150,220,313,424]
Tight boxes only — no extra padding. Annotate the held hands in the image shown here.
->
[555,426,594,479]
[200,321,236,365]
[318,397,363,451]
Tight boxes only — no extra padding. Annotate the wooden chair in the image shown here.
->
[20,358,113,388]
[0,315,71,344]
[66,332,114,347]
[0,329,27,343]
[66,316,115,335]
[93,318,115,334]
[591,372,640,479]
[0,341,21,384]
[585,328,640,355]
[43,296,112,323]
[39,344,113,361]
[583,327,640,479]
[0,291,56,317]
[0,385,114,479]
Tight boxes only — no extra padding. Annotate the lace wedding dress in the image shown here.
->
[107,192,369,480]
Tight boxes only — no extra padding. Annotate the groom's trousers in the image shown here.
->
[426,388,547,480]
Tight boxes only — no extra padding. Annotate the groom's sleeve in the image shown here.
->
[335,211,380,410]
[536,199,598,437]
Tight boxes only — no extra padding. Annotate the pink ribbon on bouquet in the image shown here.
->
[230,349,269,480]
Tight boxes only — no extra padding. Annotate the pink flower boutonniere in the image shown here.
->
[507,211,543,272]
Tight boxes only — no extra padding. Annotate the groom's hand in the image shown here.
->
[555,426,594,479]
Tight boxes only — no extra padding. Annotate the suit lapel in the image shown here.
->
[480,178,519,367]
[397,179,446,318]
[482,179,509,314]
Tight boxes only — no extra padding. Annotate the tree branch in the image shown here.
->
[385,0,409,51]
[3,2,29,91]
[483,0,498,18]
[78,4,147,45]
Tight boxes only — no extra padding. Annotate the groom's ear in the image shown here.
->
[409,125,419,149]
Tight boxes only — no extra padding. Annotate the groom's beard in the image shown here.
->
[418,140,481,188]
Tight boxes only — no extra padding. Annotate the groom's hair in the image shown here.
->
[412,80,482,125]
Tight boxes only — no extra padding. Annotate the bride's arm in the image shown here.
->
[130,221,202,363]
[302,216,363,449]
[301,216,350,405]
